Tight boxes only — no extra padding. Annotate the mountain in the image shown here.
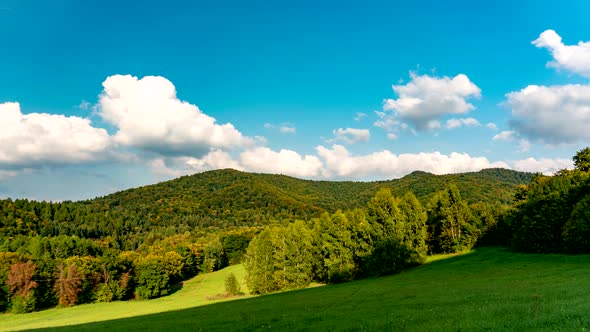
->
[0,168,533,244]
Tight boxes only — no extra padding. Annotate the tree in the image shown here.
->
[6,261,38,313]
[244,221,314,294]
[200,237,225,273]
[562,194,590,253]
[244,228,276,294]
[427,185,473,254]
[365,188,410,276]
[0,253,23,312]
[316,211,356,283]
[573,147,590,172]
[135,257,170,299]
[398,192,428,264]
[224,272,241,295]
[53,263,83,307]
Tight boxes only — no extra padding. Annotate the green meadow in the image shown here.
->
[2,247,589,331]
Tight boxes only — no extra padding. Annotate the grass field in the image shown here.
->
[0,264,250,332]
[2,247,590,331]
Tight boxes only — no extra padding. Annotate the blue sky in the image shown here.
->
[1,0,590,200]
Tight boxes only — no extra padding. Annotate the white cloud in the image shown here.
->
[533,29,590,78]
[504,84,590,144]
[79,100,90,110]
[279,125,296,134]
[510,157,573,175]
[99,74,252,156]
[354,112,367,121]
[492,130,515,141]
[0,102,111,167]
[149,150,244,177]
[492,131,530,153]
[316,144,507,179]
[381,72,481,132]
[445,117,481,130]
[486,122,498,130]
[327,128,370,144]
[239,147,324,178]
[374,110,400,132]
[264,122,296,134]
[187,150,243,172]
[386,133,398,140]
[517,139,531,153]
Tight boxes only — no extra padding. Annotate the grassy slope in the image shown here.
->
[3,247,590,331]
[0,265,249,332]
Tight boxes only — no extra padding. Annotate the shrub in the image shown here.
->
[224,272,241,295]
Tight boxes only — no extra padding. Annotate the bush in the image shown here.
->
[224,272,241,295]
[11,294,36,314]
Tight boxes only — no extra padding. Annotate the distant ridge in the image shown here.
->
[0,167,534,241]
[85,167,532,222]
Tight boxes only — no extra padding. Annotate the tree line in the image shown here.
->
[0,228,257,313]
[1,150,584,312]
[243,147,590,294]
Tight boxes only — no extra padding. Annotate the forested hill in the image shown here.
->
[0,168,533,245]
[91,167,532,213]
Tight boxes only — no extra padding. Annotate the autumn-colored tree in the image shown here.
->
[53,263,83,307]
[6,261,38,313]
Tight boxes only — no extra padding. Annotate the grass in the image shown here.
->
[0,264,250,332]
[3,247,590,331]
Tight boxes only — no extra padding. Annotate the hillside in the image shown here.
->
[89,167,532,218]
[0,168,533,242]
[4,247,589,331]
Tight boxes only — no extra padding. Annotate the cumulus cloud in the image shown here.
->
[510,157,573,175]
[504,84,590,144]
[492,130,515,141]
[150,150,243,177]
[0,102,111,167]
[486,122,498,130]
[533,29,590,78]
[327,128,370,144]
[99,74,252,156]
[492,130,530,152]
[445,117,481,130]
[151,144,574,182]
[316,144,507,179]
[239,147,324,177]
[380,72,481,133]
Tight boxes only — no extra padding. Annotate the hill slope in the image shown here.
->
[86,167,532,220]
[4,248,589,331]
[0,168,533,241]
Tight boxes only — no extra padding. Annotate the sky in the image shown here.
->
[1,0,590,201]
